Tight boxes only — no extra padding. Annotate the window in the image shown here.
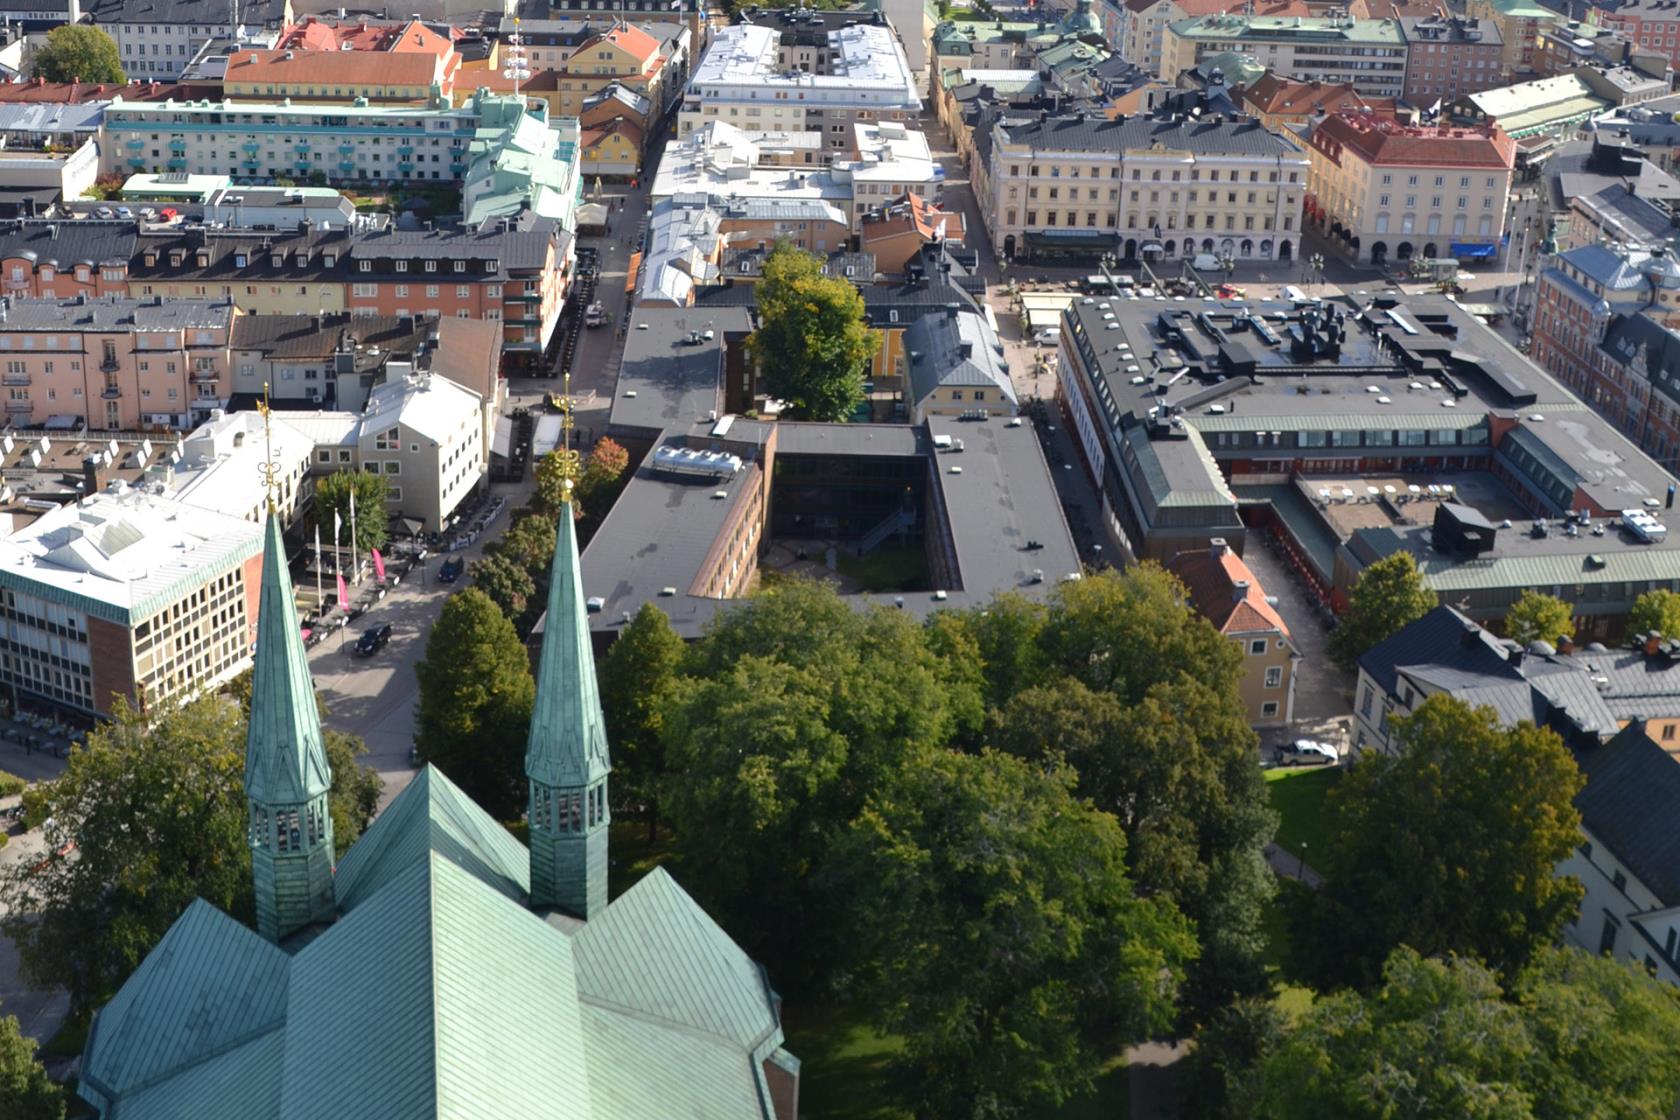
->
[1599,915,1620,955]
[1613,868,1628,892]
[1260,701,1279,718]
[1249,639,1266,656]
[1360,687,1372,717]
[1264,666,1283,689]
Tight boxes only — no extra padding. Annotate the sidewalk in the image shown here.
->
[1264,842,1324,889]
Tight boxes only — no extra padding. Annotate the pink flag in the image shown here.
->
[336,571,348,608]
[372,547,386,583]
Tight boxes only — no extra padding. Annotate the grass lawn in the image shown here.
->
[1265,765,1339,867]
[784,1002,1129,1119]
[834,544,929,593]
[607,818,677,897]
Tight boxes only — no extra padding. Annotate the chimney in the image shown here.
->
[1509,645,1524,670]
[1231,578,1250,602]
[81,455,101,495]
[1557,633,1575,655]
[1209,537,1229,556]
[1646,630,1663,656]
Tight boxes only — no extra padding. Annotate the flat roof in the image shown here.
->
[609,306,750,439]
[0,484,263,624]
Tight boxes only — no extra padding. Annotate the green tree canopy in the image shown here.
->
[1628,587,1680,640]
[311,469,390,556]
[599,602,685,839]
[0,1010,63,1120]
[414,589,535,819]
[747,242,874,421]
[1503,590,1574,647]
[575,436,631,530]
[1329,551,1438,669]
[32,25,123,83]
[1290,694,1585,990]
[838,748,1196,1119]
[469,552,536,623]
[1256,945,1680,1120]
[0,696,250,1014]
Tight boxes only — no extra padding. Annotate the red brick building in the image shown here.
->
[1400,15,1505,105]
[0,220,135,300]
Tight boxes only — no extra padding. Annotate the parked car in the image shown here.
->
[116,206,134,219]
[95,206,114,219]
[584,301,608,328]
[354,623,393,656]
[1033,326,1061,346]
[438,557,465,583]
[1279,739,1338,766]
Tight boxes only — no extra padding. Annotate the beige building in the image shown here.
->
[980,107,1309,263]
[1304,111,1516,266]
[0,296,237,431]
[1169,538,1300,727]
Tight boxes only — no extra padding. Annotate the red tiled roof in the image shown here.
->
[1168,545,1293,639]
[0,79,207,103]
[224,48,452,90]
[599,23,661,63]
[1310,110,1516,169]
[861,191,966,243]
[1240,73,1370,116]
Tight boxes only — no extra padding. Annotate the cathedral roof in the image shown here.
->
[525,499,611,791]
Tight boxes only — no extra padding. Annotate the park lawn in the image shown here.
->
[1265,765,1339,866]
[784,1002,1130,1120]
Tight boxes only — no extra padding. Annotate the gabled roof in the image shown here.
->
[1168,543,1293,638]
[1309,111,1516,170]
[525,498,611,790]
[244,512,332,807]
[333,765,531,913]
[904,306,1017,408]
[1357,604,1518,699]
[1239,73,1370,117]
[1577,722,1680,905]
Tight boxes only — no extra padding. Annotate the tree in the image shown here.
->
[1255,945,1680,1120]
[1503,590,1574,647]
[1628,587,1680,640]
[599,602,685,840]
[0,1011,63,1120]
[575,436,631,521]
[31,25,123,83]
[988,568,1276,1018]
[470,552,536,622]
[747,242,874,421]
[413,589,535,819]
[311,469,390,556]
[0,697,251,1015]
[1290,694,1585,990]
[838,748,1196,1118]
[324,730,382,857]
[533,450,572,517]
[1328,552,1438,670]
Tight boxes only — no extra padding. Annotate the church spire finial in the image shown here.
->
[245,495,335,941]
[524,397,610,918]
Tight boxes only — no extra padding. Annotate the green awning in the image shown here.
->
[1024,230,1119,246]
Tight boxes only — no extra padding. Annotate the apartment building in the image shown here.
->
[1398,15,1504,104]
[1237,73,1385,130]
[351,371,486,532]
[0,220,135,299]
[130,224,353,316]
[979,106,1309,263]
[1116,0,1335,84]
[1161,14,1409,99]
[547,23,672,117]
[219,43,463,103]
[1304,112,1515,265]
[0,484,265,716]
[1463,0,1555,78]
[88,0,293,79]
[679,22,920,149]
[343,214,566,369]
[0,295,235,430]
[1596,0,1680,75]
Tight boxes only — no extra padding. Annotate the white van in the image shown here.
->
[1192,253,1220,271]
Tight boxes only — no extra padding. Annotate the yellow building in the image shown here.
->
[551,24,668,117]
[1464,0,1556,78]
[581,120,643,178]
[1169,539,1301,728]
[130,231,349,316]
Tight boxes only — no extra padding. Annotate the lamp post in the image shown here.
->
[1308,253,1325,292]
[1298,840,1309,882]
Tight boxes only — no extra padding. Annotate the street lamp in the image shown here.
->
[1298,840,1309,882]
[1308,253,1325,291]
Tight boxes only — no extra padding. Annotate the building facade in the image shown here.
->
[1398,14,1504,104]
[1169,537,1301,727]
[1161,15,1409,99]
[1304,112,1515,266]
[980,107,1309,263]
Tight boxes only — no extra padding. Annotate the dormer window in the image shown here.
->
[452,260,464,272]
[196,251,209,267]
[271,254,283,268]
[359,260,371,272]
[143,252,156,267]
[169,251,184,267]
[234,253,247,267]
[323,252,336,266]
[395,260,408,272]
[424,260,437,272]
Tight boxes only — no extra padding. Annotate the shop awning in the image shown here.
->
[1024,229,1118,247]
[624,251,642,295]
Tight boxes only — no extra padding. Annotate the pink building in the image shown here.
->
[0,296,237,431]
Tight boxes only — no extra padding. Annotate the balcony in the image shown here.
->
[128,158,145,170]
[339,142,355,154]
[166,158,187,171]
[516,289,542,302]
[243,141,260,154]
[168,139,186,152]
[6,277,29,290]
[126,138,143,149]
[4,401,31,414]
[101,386,121,399]
[339,159,356,172]
[243,159,260,170]
[190,369,218,383]
[100,356,120,374]
[397,145,413,157]
[2,374,28,386]
[296,141,311,152]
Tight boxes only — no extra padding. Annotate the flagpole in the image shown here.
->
[314,523,323,621]
[335,508,346,652]
[349,488,360,588]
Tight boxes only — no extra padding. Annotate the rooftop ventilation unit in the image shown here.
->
[652,444,743,479]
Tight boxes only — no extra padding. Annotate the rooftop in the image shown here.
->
[1168,14,1407,44]
[1169,539,1293,638]
[0,483,264,623]
[0,295,234,333]
[1309,111,1516,170]
[995,109,1305,157]
[904,305,1017,409]
[1577,723,1680,905]
[608,305,748,438]
[688,22,919,106]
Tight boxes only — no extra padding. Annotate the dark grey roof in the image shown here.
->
[608,305,750,439]
[345,214,557,278]
[88,0,288,25]
[1357,604,1518,699]
[1576,722,1680,905]
[998,110,1301,156]
[904,306,1014,406]
[0,295,233,331]
[231,313,432,363]
[0,218,136,269]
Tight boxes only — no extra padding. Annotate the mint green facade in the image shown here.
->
[246,511,335,942]
[526,497,611,919]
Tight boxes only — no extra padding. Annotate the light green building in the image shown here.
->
[76,500,800,1119]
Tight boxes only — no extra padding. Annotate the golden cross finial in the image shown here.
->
[257,381,279,513]
[554,370,580,501]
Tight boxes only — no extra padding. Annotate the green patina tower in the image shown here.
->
[525,489,612,918]
[245,509,335,941]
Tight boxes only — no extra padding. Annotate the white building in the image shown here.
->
[88,0,293,80]
[168,407,317,528]
[679,22,921,149]
[0,483,264,715]
[354,371,486,533]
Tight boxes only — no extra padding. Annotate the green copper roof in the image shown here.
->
[81,899,291,1109]
[245,512,331,806]
[82,748,790,1120]
[525,502,611,790]
[334,764,531,913]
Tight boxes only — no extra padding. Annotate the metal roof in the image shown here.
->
[525,501,611,791]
